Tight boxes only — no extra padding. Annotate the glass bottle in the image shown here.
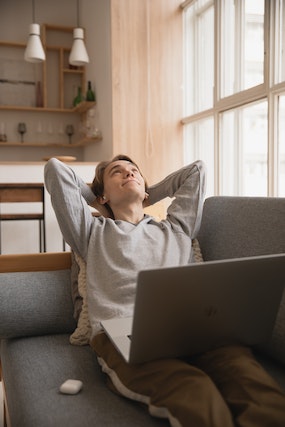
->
[86,81,95,102]
[73,87,84,107]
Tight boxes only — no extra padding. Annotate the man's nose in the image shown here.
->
[125,170,134,177]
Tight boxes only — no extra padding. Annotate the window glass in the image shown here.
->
[220,0,265,98]
[220,101,268,196]
[184,117,215,197]
[184,0,214,115]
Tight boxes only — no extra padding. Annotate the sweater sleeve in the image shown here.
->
[44,158,96,260]
[148,160,206,238]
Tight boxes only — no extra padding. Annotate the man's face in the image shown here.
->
[102,160,146,205]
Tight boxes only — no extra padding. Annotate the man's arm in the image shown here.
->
[147,160,206,238]
[44,158,96,259]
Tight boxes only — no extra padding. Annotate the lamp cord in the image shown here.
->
[77,0,80,27]
[32,0,35,22]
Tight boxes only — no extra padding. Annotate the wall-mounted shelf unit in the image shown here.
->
[0,26,100,150]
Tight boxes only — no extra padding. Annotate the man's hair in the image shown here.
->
[90,154,148,218]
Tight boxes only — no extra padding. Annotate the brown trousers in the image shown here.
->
[91,333,285,427]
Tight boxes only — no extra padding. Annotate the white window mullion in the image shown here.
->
[267,0,277,196]
[214,110,220,194]
[237,108,243,195]
[264,0,271,89]
[268,92,278,196]
[214,0,220,195]
[215,83,267,112]
[234,0,243,93]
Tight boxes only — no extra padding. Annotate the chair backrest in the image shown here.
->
[0,183,44,204]
[0,183,46,253]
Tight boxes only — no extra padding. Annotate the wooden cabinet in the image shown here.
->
[0,25,100,148]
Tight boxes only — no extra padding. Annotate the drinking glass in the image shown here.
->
[65,124,74,144]
[18,122,27,143]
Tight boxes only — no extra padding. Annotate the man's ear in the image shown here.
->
[98,195,108,205]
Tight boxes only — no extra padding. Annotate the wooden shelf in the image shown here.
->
[0,101,96,113]
[0,137,101,148]
[63,68,84,74]
[73,101,96,113]
[0,105,74,113]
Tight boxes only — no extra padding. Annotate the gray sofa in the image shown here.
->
[1,196,285,427]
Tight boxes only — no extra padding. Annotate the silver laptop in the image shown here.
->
[101,253,285,364]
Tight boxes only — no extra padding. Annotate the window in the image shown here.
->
[182,0,285,197]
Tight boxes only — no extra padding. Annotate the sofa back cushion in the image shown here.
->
[198,196,285,261]
[0,270,76,339]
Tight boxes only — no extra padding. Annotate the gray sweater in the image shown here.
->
[44,158,206,337]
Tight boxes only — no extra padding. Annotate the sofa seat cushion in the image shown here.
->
[1,334,168,427]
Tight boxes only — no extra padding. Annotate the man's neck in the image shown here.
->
[112,204,145,224]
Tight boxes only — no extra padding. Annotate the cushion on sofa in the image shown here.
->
[70,252,91,345]
[70,250,83,321]
[0,270,76,339]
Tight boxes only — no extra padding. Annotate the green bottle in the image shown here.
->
[86,81,95,102]
[73,87,84,107]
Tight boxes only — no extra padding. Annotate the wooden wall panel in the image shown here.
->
[111,0,183,195]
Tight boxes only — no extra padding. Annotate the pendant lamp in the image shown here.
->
[24,0,45,63]
[69,0,89,66]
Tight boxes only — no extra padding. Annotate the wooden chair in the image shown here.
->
[0,183,46,254]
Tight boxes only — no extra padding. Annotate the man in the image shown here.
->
[45,155,285,427]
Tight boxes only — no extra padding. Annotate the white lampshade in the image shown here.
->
[24,23,46,63]
[69,28,89,66]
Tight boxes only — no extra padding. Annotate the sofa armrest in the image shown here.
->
[0,269,76,339]
[0,252,71,273]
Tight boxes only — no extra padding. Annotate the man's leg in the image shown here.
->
[193,345,285,427]
[91,333,234,427]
